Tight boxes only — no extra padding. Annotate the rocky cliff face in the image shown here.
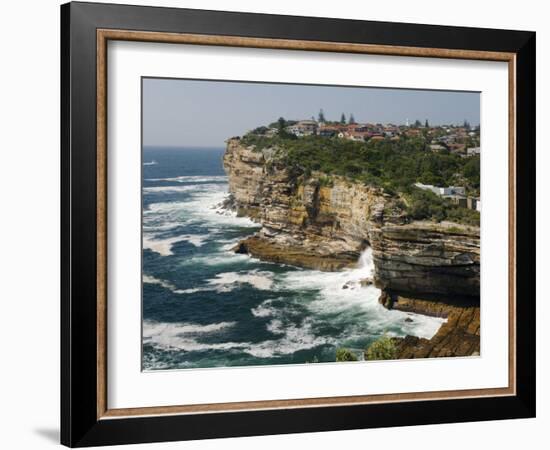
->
[371,222,480,298]
[223,138,480,301]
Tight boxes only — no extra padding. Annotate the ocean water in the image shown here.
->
[142,147,445,370]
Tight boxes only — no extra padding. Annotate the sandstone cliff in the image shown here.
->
[223,138,480,301]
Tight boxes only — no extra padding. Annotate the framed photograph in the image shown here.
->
[61,2,536,447]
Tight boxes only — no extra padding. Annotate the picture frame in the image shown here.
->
[61,1,536,447]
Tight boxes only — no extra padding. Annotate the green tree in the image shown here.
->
[252,126,268,135]
[349,114,356,124]
[340,113,346,124]
[414,119,422,127]
[336,348,358,362]
[463,156,480,188]
[365,335,397,361]
[425,119,429,128]
[277,117,286,132]
[318,109,326,122]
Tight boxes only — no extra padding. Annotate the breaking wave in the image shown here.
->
[143,318,331,359]
[206,270,274,292]
[143,235,188,256]
[277,249,445,340]
[251,298,280,318]
[145,175,227,183]
[143,320,240,351]
[143,274,204,295]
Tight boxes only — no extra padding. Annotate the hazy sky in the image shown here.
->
[143,78,480,148]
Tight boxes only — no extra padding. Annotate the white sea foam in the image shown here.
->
[145,244,443,357]
[251,299,279,318]
[266,319,284,334]
[143,235,187,256]
[246,320,333,358]
[175,287,205,294]
[142,318,330,358]
[145,269,274,296]
[144,320,235,336]
[144,200,192,216]
[143,184,258,235]
[145,175,227,183]
[184,235,208,247]
[276,248,445,340]
[385,309,446,339]
[143,233,209,256]
[143,160,158,166]
[143,274,178,291]
[219,240,240,251]
[357,246,375,277]
[180,252,253,268]
[143,185,196,193]
[143,320,241,351]
[143,274,204,295]
[143,224,180,232]
[206,270,274,292]
[277,248,377,311]
[195,193,258,228]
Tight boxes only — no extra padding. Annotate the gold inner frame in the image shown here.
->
[96,29,517,420]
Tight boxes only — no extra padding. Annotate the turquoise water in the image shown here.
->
[141,147,445,370]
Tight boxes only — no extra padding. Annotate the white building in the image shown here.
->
[446,186,466,196]
[287,120,318,137]
[414,183,466,197]
[414,182,441,195]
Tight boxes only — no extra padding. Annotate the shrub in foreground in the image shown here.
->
[335,348,358,362]
[365,336,397,361]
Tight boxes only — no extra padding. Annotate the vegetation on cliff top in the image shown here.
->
[239,132,480,226]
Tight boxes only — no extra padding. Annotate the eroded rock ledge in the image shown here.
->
[381,294,480,358]
[234,235,358,271]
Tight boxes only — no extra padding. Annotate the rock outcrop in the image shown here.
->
[223,139,383,268]
[223,138,480,302]
[371,222,480,298]
[234,236,357,271]
[388,295,480,358]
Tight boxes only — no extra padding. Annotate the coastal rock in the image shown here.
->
[234,235,357,271]
[386,294,480,358]
[370,222,480,298]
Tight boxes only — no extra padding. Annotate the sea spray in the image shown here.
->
[357,246,375,278]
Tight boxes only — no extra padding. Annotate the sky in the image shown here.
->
[143,78,480,148]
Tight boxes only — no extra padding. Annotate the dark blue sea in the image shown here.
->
[142,147,444,370]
